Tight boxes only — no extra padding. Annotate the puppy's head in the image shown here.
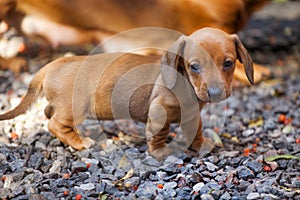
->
[161,27,253,102]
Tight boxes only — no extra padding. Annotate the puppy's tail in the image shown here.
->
[0,67,46,120]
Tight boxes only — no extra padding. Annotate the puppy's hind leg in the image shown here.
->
[47,114,94,150]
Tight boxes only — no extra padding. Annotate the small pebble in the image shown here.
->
[163,181,177,189]
[292,178,300,188]
[247,193,260,200]
[204,162,218,172]
[135,181,157,198]
[156,171,168,181]
[264,119,277,130]
[261,193,280,200]
[142,156,160,167]
[49,160,62,173]
[245,160,263,174]
[282,125,295,134]
[9,160,26,172]
[35,141,47,150]
[237,166,255,179]
[220,192,231,200]
[78,183,95,191]
[201,194,214,200]
[242,129,255,137]
[221,151,240,158]
[71,161,88,173]
[193,182,204,192]
[163,155,183,165]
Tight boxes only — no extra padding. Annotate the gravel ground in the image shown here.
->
[0,1,300,200]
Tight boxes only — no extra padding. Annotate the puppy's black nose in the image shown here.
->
[208,87,223,101]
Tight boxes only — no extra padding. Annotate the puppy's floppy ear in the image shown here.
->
[161,35,186,89]
[232,34,254,85]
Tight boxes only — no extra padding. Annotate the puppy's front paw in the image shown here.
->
[185,149,199,157]
[198,137,215,158]
[81,137,95,149]
[148,146,173,161]
[186,137,215,158]
[72,137,95,150]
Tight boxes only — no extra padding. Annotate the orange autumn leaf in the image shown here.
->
[18,42,26,53]
[263,165,271,172]
[75,194,82,200]
[112,136,119,141]
[63,173,70,179]
[157,183,164,189]
[177,164,183,168]
[255,138,260,143]
[251,147,257,153]
[284,118,292,125]
[170,132,176,137]
[11,132,18,139]
[278,114,286,123]
[243,148,250,156]
[133,185,138,191]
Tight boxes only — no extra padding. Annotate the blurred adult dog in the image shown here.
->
[1,0,270,82]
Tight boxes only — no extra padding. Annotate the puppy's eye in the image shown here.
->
[190,62,201,74]
[223,60,233,70]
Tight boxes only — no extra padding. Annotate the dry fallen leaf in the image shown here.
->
[265,154,300,162]
[205,129,223,147]
[248,118,264,127]
[120,168,134,182]
[118,155,131,169]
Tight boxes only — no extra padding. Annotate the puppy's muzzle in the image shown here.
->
[207,87,223,102]
[197,84,226,103]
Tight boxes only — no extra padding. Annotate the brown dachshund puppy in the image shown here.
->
[0,28,253,160]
